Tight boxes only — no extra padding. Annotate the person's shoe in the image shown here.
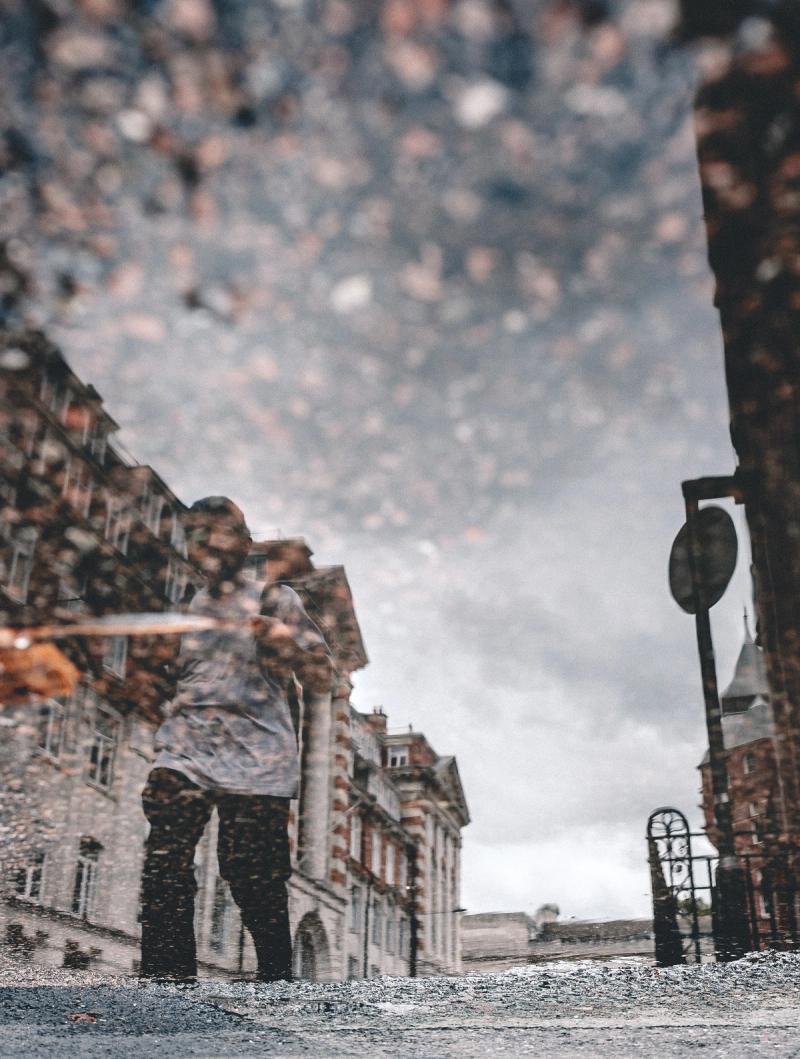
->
[254,971,293,983]
[139,973,197,986]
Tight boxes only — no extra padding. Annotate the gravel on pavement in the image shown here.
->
[0,951,798,1057]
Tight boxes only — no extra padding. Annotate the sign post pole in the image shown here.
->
[670,475,752,959]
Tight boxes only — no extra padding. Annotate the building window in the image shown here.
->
[57,574,86,612]
[64,399,92,443]
[370,829,382,876]
[62,458,93,517]
[71,838,101,919]
[347,955,360,979]
[398,917,407,958]
[17,408,41,458]
[350,887,362,932]
[0,480,16,539]
[56,385,74,424]
[749,801,765,845]
[386,843,395,885]
[102,635,127,678]
[38,698,66,758]
[142,488,164,535]
[104,496,130,555]
[36,430,66,473]
[371,899,382,947]
[63,939,101,970]
[164,555,187,605]
[5,527,37,601]
[89,423,107,464]
[388,746,408,767]
[38,372,53,407]
[39,373,65,413]
[171,515,188,557]
[386,913,395,954]
[14,851,46,903]
[242,553,262,582]
[743,752,757,775]
[349,814,362,862]
[86,700,120,789]
[399,850,407,891]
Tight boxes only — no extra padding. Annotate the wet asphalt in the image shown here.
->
[0,952,798,1057]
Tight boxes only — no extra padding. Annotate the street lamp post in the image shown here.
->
[406,841,418,977]
[362,874,373,980]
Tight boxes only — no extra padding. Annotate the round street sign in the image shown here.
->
[669,505,738,614]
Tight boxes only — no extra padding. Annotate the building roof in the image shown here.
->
[721,613,770,713]
[292,564,369,673]
[700,697,775,763]
[434,755,471,828]
[722,697,775,750]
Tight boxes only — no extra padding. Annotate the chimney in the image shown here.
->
[366,705,387,733]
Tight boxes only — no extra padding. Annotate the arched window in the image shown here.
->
[349,886,362,932]
[14,850,46,903]
[385,842,395,885]
[370,828,382,876]
[72,837,102,920]
[371,898,383,947]
[38,697,67,758]
[5,526,37,602]
[85,695,121,788]
[349,813,362,862]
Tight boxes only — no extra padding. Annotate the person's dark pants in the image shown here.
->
[140,767,292,981]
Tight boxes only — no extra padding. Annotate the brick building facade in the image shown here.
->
[0,333,468,979]
[692,9,800,950]
[699,616,797,944]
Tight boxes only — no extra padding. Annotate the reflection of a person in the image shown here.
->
[139,497,331,982]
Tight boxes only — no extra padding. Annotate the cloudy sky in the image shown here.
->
[7,0,758,919]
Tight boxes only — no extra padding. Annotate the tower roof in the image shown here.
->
[721,610,770,713]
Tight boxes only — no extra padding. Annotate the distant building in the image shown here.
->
[0,333,469,979]
[460,912,533,971]
[461,905,653,970]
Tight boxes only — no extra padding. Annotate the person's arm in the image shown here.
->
[257,583,334,693]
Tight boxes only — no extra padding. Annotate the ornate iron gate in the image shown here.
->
[646,806,798,964]
[647,806,702,963]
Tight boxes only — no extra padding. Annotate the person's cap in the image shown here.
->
[186,496,250,535]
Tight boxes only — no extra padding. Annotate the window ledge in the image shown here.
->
[35,748,66,768]
[83,779,117,800]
